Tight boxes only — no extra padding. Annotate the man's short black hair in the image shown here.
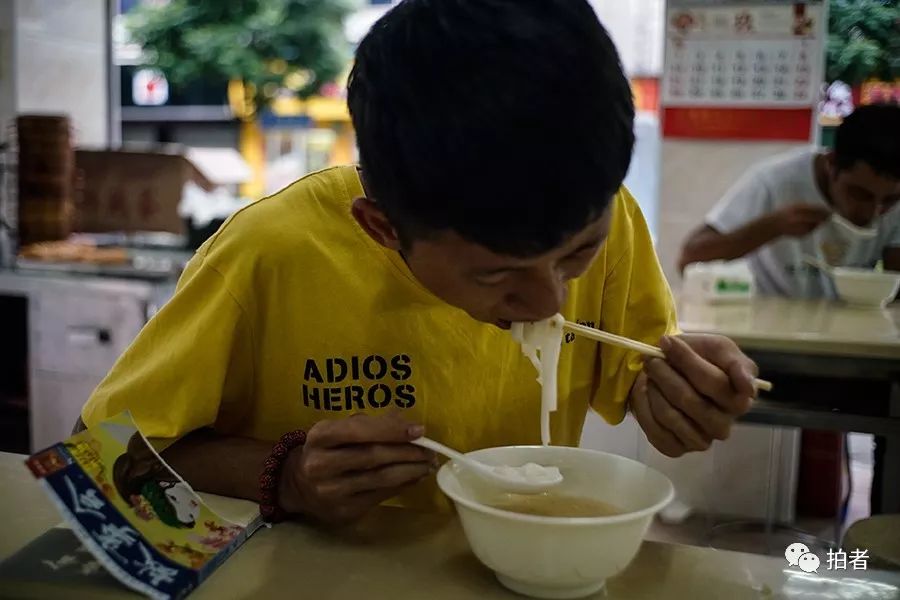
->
[834,104,900,179]
[347,0,634,256]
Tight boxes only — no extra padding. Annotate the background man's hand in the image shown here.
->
[771,204,831,237]
[630,333,758,457]
[277,413,435,524]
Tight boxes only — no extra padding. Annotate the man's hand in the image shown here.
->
[771,204,831,237]
[277,413,436,524]
[630,334,758,457]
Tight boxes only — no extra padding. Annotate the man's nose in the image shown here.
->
[507,272,568,321]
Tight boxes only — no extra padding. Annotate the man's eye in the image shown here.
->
[474,272,509,286]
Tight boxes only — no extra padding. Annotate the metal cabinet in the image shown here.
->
[29,287,149,450]
[32,290,146,377]
[0,271,176,452]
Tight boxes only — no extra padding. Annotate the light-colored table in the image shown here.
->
[678,296,900,513]
[1,453,899,599]
[679,296,900,360]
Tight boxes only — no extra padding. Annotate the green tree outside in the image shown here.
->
[127,0,357,111]
[827,0,899,85]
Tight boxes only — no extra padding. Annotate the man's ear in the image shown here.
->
[352,197,402,250]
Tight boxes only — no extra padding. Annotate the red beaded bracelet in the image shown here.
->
[259,429,307,523]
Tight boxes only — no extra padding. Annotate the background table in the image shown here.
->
[678,297,900,514]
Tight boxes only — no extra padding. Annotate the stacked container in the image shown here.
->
[16,115,75,245]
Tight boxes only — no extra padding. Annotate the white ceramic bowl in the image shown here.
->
[832,268,900,308]
[437,446,674,599]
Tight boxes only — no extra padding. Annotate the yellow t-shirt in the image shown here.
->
[82,166,676,510]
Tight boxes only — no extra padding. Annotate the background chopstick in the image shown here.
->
[562,321,773,392]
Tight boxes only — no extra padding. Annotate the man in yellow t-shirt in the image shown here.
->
[80,0,759,523]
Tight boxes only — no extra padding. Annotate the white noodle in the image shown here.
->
[511,313,565,445]
[510,322,542,378]
[492,463,562,484]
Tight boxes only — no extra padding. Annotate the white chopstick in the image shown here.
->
[562,320,773,392]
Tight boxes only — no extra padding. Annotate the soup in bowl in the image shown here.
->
[437,445,674,599]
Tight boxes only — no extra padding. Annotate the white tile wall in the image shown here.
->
[625,113,661,239]
[13,0,108,146]
[589,0,664,76]
[0,0,16,134]
[657,139,808,285]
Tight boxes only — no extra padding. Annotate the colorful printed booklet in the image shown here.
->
[16,412,264,599]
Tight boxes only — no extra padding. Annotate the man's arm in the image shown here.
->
[74,416,269,500]
[157,429,274,502]
[679,204,831,273]
[679,219,781,273]
[76,414,435,525]
[163,416,434,525]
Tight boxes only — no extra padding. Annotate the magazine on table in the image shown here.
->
[19,412,264,600]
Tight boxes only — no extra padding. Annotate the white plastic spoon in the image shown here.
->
[412,437,563,494]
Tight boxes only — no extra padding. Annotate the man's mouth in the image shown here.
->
[494,316,555,329]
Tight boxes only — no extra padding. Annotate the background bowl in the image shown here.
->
[437,446,674,599]
[832,268,900,308]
